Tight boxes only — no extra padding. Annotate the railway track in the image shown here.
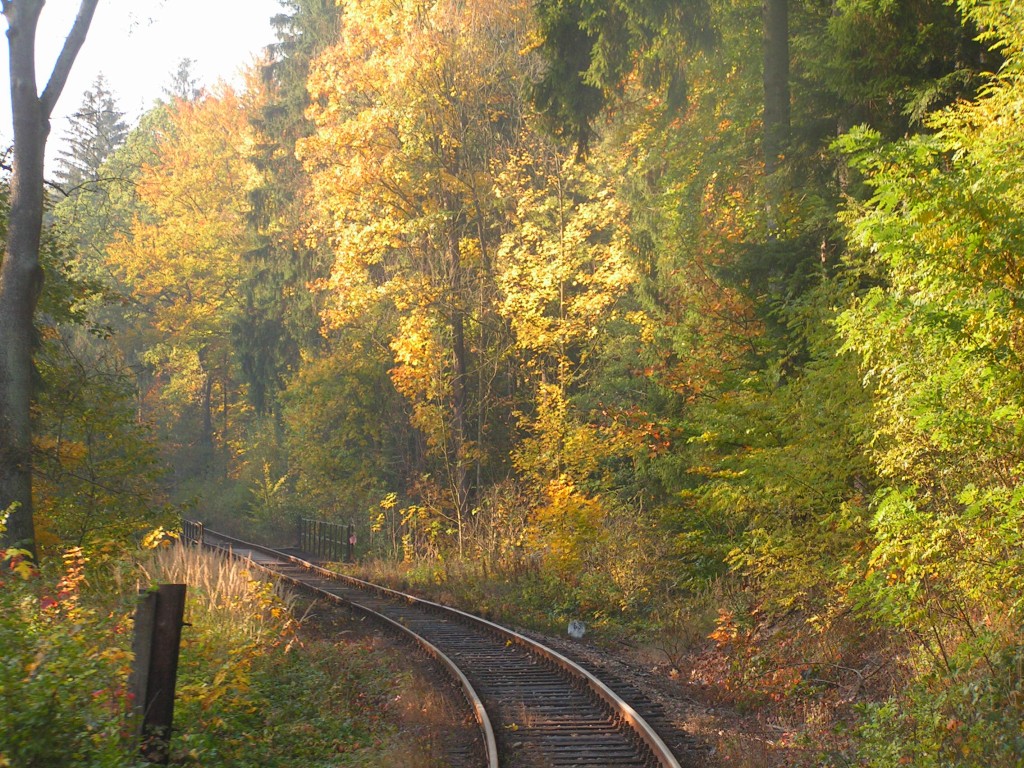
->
[184,523,691,768]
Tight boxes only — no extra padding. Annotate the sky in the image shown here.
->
[0,0,285,170]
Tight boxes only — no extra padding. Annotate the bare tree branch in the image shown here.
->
[40,0,101,118]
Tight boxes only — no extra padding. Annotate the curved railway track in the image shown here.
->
[186,524,690,768]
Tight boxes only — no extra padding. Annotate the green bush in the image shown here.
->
[146,543,421,766]
[856,642,1024,767]
[0,535,429,767]
[0,548,141,768]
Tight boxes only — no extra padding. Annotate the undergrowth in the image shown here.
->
[341,554,672,645]
[341,547,1024,767]
[0,536,439,767]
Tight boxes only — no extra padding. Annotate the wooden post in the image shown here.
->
[130,590,157,737]
[132,584,187,764]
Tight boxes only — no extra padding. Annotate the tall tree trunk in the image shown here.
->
[200,372,214,476]
[448,225,470,556]
[221,364,230,481]
[762,0,790,175]
[0,0,99,557]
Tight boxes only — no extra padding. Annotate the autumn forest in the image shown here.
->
[2,0,1024,763]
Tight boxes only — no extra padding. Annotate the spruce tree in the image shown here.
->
[235,0,341,418]
[53,74,128,193]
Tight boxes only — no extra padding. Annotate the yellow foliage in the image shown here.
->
[141,527,178,550]
[514,382,605,481]
[34,435,87,464]
[299,0,535,495]
[496,151,636,367]
[528,476,610,576]
[106,83,261,425]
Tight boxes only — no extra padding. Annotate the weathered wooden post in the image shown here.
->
[132,584,187,764]
[346,522,356,563]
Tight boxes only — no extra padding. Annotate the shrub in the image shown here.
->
[0,546,140,768]
[856,641,1024,766]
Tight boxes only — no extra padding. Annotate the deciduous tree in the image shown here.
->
[0,0,99,555]
[106,83,259,480]
[300,0,533,549]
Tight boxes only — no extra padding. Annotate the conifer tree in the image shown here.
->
[236,0,341,418]
[163,57,203,102]
[52,74,128,192]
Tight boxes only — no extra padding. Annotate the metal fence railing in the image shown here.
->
[298,518,355,562]
[181,517,357,562]
[181,519,204,545]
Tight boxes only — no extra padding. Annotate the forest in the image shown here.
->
[2,0,1024,763]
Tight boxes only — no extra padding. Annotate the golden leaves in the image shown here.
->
[496,145,637,369]
[107,85,257,338]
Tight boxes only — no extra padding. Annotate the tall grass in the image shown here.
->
[140,542,298,643]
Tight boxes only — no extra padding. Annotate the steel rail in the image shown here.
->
[185,523,683,768]
[191,527,497,768]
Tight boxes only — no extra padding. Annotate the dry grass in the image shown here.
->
[375,671,469,767]
[294,594,481,767]
[139,542,298,642]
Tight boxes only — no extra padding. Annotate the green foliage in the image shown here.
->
[0,528,436,768]
[856,642,1024,766]
[806,0,987,134]
[53,104,167,302]
[32,158,173,552]
[52,74,129,192]
[282,345,402,520]
[837,117,1024,493]
[531,0,605,149]
[34,331,173,550]
[22,0,1024,761]
[532,0,715,151]
[822,0,1024,759]
[145,544,417,766]
[0,547,141,768]
[833,0,1024,629]
[236,0,341,417]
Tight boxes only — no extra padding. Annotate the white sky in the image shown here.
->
[0,0,284,170]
